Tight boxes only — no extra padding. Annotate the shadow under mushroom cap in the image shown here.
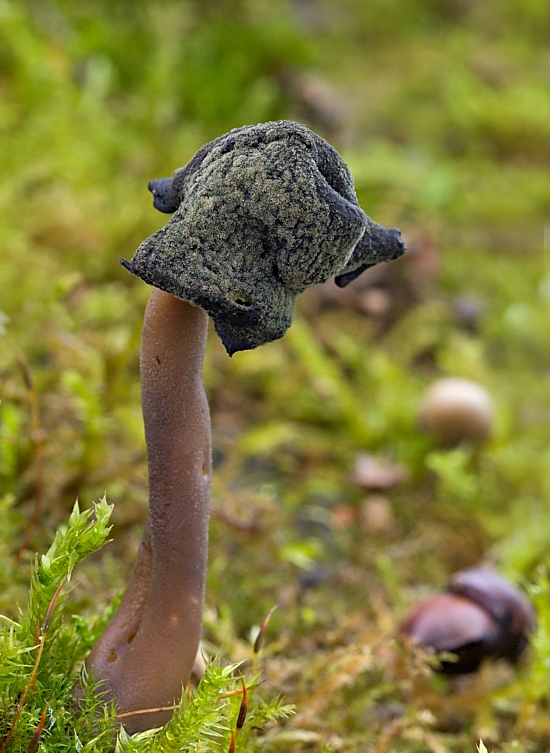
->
[122,120,405,354]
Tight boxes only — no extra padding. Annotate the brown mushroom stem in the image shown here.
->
[87,289,211,733]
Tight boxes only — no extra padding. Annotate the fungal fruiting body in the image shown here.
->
[87,120,405,732]
[122,120,405,355]
[400,568,535,675]
[418,377,495,447]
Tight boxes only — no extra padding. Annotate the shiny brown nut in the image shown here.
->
[400,569,535,675]
[400,593,500,675]
[418,377,495,446]
[447,568,536,663]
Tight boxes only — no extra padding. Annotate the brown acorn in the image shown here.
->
[400,568,535,675]
[447,568,536,664]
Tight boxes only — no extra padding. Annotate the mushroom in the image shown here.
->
[418,377,495,447]
[86,120,405,732]
[400,568,535,674]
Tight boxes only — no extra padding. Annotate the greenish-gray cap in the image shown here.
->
[122,120,405,355]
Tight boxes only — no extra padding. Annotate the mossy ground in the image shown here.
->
[1,1,550,751]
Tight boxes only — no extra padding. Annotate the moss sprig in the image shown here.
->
[0,501,293,752]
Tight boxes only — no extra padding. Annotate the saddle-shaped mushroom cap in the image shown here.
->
[122,120,405,354]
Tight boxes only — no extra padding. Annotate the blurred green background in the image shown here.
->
[1,0,550,750]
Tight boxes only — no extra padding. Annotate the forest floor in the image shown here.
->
[1,1,550,751]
